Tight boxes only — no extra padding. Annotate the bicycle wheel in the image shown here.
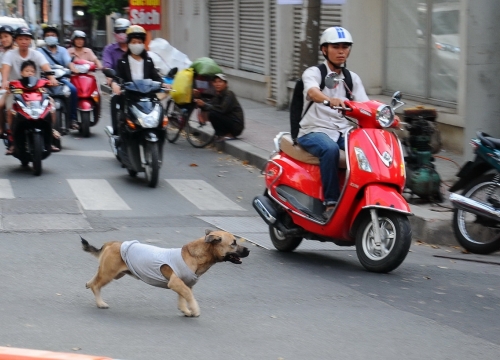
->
[186,112,216,148]
[165,99,183,143]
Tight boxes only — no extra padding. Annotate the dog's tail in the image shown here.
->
[81,236,102,258]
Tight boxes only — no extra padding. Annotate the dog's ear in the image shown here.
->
[205,229,213,236]
[205,233,222,244]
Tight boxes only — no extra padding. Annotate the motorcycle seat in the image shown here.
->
[478,131,500,149]
[279,134,347,168]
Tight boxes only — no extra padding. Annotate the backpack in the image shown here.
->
[289,64,353,140]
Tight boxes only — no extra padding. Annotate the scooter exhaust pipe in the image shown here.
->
[253,195,277,225]
[449,192,500,221]
[252,195,304,236]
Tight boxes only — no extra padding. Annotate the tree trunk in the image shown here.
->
[299,0,321,75]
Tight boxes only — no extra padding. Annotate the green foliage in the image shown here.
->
[86,0,129,19]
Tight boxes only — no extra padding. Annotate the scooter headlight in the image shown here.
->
[376,105,395,128]
[16,99,49,120]
[131,104,161,128]
[354,147,372,172]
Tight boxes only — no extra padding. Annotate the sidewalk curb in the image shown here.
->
[215,137,458,248]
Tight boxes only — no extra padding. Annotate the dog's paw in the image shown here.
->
[97,302,109,309]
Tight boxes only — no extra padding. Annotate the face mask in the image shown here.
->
[44,36,58,46]
[128,43,144,55]
[114,33,127,44]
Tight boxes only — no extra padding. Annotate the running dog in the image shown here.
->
[81,230,250,317]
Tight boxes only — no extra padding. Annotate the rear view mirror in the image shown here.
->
[390,91,404,110]
[103,68,116,78]
[167,67,178,78]
[324,72,339,89]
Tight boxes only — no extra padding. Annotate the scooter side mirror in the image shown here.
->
[103,68,117,78]
[391,91,404,110]
[324,72,339,89]
[167,67,178,78]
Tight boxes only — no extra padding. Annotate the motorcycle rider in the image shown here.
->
[1,27,59,154]
[67,30,102,69]
[37,24,79,130]
[110,25,166,135]
[0,25,17,136]
[298,27,369,219]
[102,18,131,135]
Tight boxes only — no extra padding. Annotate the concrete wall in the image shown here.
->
[167,0,209,59]
[462,0,500,159]
[341,0,384,95]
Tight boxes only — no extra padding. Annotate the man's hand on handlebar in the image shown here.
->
[111,82,121,96]
[1,80,9,90]
[327,97,345,110]
[194,98,205,107]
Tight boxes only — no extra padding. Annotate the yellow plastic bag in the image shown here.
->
[171,68,194,105]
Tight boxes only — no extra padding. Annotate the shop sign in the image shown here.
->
[129,0,161,31]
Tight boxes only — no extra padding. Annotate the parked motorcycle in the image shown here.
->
[253,89,412,273]
[449,132,500,254]
[45,65,71,135]
[71,59,100,137]
[6,75,55,175]
[103,69,167,188]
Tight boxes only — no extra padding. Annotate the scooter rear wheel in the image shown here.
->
[269,224,303,252]
[452,174,500,254]
[80,111,91,138]
[355,211,412,273]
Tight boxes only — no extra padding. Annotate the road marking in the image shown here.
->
[1,214,92,231]
[0,179,14,199]
[166,179,246,211]
[55,150,115,158]
[67,179,131,210]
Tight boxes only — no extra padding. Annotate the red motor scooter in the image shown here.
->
[71,59,100,137]
[253,89,412,273]
[7,75,55,176]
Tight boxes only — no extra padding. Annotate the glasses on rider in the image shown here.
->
[114,30,126,34]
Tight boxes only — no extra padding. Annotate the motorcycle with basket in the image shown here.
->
[253,86,413,273]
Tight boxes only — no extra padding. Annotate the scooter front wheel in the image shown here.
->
[269,224,303,252]
[355,211,412,273]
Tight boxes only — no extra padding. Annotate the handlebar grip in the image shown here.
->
[322,100,352,111]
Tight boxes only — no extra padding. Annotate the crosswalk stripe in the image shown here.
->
[166,179,246,211]
[67,179,131,210]
[0,179,14,199]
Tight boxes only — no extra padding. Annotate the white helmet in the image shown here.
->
[114,18,131,32]
[320,27,353,46]
[71,30,86,41]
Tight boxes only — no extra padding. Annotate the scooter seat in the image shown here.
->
[279,134,347,168]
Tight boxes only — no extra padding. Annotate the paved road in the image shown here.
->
[0,93,498,360]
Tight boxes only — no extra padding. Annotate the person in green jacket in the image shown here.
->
[194,73,244,142]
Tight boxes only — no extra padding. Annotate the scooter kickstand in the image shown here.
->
[370,209,383,254]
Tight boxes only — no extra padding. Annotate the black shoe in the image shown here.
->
[322,202,337,220]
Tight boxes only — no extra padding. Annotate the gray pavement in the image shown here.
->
[215,97,464,247]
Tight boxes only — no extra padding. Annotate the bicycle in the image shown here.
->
[164,99,216,148]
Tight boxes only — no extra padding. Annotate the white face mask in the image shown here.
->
[45,36,58,46]
[128,43,144,55]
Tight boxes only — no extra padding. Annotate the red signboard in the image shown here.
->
[129,0,161,31]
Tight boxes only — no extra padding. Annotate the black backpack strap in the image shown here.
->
[341,67,353,100]
[41,47,62,67]
[302,63,329,118]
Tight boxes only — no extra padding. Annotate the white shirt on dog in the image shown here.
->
[120,240,198,288]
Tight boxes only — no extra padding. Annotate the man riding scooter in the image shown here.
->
[38,24,79,130]
[297,26,369,220]
[0,25,16,136]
